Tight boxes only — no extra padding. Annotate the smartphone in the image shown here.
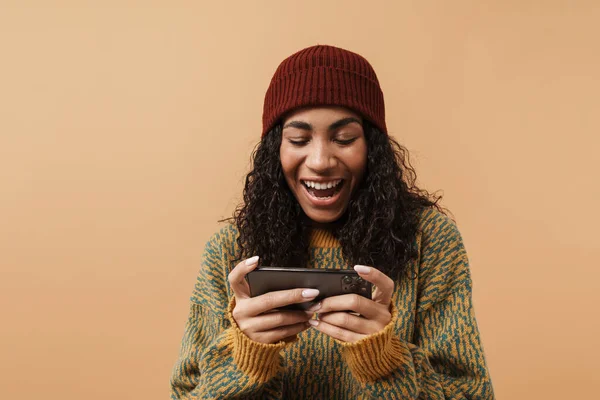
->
[246,267,372,311]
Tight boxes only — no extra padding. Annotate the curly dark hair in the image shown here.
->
[229,120,445,280]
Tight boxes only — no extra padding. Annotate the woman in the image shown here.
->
[170,45,494,399]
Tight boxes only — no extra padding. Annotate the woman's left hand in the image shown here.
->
[307,265,394,343]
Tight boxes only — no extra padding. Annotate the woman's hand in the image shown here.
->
[228,256,318,344]
[307,265,394,343]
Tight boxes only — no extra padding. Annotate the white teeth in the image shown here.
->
[302,179,342,190]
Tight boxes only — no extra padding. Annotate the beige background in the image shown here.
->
[1,1,599,399]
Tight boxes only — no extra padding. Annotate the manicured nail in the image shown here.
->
[308,319,319,326]
[245,256,259,266]
[354,265,370,274]
[302,289,319,298]
[307,302,321,312]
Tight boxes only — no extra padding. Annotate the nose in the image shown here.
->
[305,140,336,173]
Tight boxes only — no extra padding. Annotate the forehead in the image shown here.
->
[282,106,362,125]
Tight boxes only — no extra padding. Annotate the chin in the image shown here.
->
[304,209,345,224]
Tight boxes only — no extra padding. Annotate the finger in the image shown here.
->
[353,265,395,305]
[227,256,259,299]
[242,288,320,317]
[313,293,386,320]
[254,322,311,344]
[239,310,312,333]
[317,312,381,335]
[308,319,365,343]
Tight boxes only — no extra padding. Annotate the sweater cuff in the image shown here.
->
[226,296,287,383]
[339,303,411,383]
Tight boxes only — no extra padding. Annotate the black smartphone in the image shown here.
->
[246,267,372,311]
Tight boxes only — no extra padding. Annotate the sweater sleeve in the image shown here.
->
[339,210,495,399]
[169,227,288,399]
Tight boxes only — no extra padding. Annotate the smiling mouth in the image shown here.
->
[301,179,345,199]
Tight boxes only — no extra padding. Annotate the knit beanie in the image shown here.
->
[262,44,387,137]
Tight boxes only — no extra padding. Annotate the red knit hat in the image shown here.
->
[262,44,387,137]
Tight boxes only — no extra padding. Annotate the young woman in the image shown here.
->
[170,45,494,399]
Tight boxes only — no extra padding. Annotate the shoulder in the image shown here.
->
[417,207,464,262]
[416,207,460,242]
[198,223,241,279]
[204,223,240,257]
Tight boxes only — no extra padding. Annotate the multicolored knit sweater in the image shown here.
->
[170,208,494,399]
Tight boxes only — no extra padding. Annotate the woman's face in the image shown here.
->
[280,106,367,224]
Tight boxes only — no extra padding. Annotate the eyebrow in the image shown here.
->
[282,117,362,132]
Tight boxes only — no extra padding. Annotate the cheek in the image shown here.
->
[350,146,368,181]
[279,148,299,183]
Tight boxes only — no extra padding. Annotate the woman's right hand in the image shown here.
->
[228,256,318,344]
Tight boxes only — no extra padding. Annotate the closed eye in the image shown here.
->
[288,138,309,146]
[335,138,357,146]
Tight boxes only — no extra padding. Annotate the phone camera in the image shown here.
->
[342,275,353,284]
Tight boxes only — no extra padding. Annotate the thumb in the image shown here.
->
[227,256,259,299]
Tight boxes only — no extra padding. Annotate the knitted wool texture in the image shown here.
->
[170,208,495,399]
[262,44,387,137]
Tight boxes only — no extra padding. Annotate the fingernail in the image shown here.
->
[354,265,370,274]
[307,302,321,312]
[245,256,259,266]
[302,289,319,298]
[308,319,319,326]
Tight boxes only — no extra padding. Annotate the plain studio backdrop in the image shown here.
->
[1,1,598,399]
